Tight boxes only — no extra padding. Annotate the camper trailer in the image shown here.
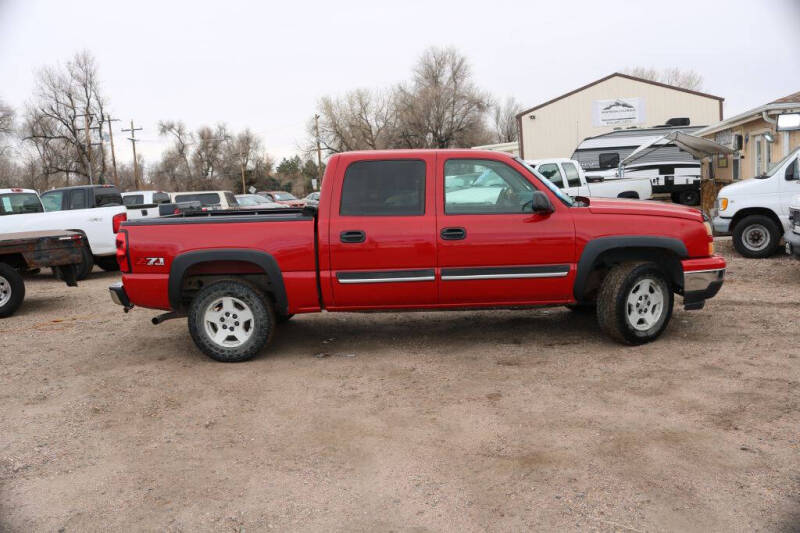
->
[571,123,704,205]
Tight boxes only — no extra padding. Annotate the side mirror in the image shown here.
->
[531,191,554,214]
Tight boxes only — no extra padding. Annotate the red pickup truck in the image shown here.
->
[110,150,725,362]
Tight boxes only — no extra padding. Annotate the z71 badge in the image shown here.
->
[137,257,165,266]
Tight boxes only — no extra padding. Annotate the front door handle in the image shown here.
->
[340,230,366,243]
[440,227,466,240]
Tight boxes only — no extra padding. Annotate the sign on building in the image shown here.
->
[592,97,645,126]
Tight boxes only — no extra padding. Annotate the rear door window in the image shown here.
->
[561,162,582,187]
[69,189,88,209]
[340,160,425,216]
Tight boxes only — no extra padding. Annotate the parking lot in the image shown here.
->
[1,239,799,531]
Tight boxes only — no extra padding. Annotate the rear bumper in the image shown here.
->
[109,281,133,310]
[681,256,726,310]
[784,229,800,259]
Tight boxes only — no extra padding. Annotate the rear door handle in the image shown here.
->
[440,227,466,240]
[340,230,366,243]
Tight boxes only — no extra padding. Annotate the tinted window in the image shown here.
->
[340,160,425,216]
[444,159,534,215]
[0,193,44,215]
[599,152,620,169]
[561,162,582,187]
[174,193,221,206]
[69,189,88,209]
[95,187,122,207]
[536,163,564,188]
[123,195,143,206]
[153,192,170,204]
[224,192,238,207]
[40,191,65,211]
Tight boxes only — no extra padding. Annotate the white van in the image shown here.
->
[713,147,800,257]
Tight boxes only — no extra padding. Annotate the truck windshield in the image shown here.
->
[0,193,44,215]
[757,147,800,179]
[515,158,575,206]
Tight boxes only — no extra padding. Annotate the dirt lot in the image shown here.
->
[1,240,799,532]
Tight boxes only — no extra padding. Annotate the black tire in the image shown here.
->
[276,313,294,323]
[0,263,25,318]
[565,303,595,314]
[677,189,700,206]
[187,279,275,362]
[732,215,781,258]
[55,246,93,281]
[597,262,674,345]
[95,255,120,272]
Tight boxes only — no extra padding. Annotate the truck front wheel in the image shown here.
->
[732,215,781,258]
[597,262,673,345]
[0,263,25,318]
[187,279,275,362]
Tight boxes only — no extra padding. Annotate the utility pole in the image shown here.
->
[239,152,247,194]
[314,114,323,189]
[106,116,121,187]
[122,120,143,190]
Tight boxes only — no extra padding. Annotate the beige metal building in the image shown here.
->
[694,91,800,182]
[516,73,724,159]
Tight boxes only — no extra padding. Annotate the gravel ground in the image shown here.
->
[1,239,799,532]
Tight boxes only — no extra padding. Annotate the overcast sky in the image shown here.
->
[1,0,799,165]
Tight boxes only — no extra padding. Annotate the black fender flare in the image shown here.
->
[168,248,288,314]
[573,236,688,300]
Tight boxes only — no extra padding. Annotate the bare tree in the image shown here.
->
[157,120,194,189]
[0,99,13,137]
[395,46,492,148]
[191,124,230,188]
[492,97,522,143]
[624,66,704,91]
[311,88,399,154]
[229,129,262,193]
[23,51,110,184]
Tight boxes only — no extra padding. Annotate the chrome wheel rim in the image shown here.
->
[625,277,665,331]
[0,275,11,307]
[203,296,254,348]
[743,224,770,252]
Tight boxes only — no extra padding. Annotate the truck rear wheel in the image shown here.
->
[187,279,275,362]
[95,255,120,272]
[732,215,781,258]
[597,262,673,345]
[55,246,93,281]
[0,263,25,318]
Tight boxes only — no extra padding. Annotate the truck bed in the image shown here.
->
[120,208,319,313]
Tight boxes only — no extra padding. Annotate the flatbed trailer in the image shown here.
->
[0,230,86,317]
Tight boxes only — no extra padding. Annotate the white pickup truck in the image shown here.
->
[122,190,172,219]
[713,147,800,258]
[0,187,126,278]
[525,158,652,200]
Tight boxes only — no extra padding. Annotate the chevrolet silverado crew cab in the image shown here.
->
[713,147,800,258]
[110,150,725,362]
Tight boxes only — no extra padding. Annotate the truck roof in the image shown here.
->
[44,184,119,191]
[0,188,38,195]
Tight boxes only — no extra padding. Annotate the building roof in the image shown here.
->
[695,90,800,136]
[516,72,724,119]
[771,91,800,104]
